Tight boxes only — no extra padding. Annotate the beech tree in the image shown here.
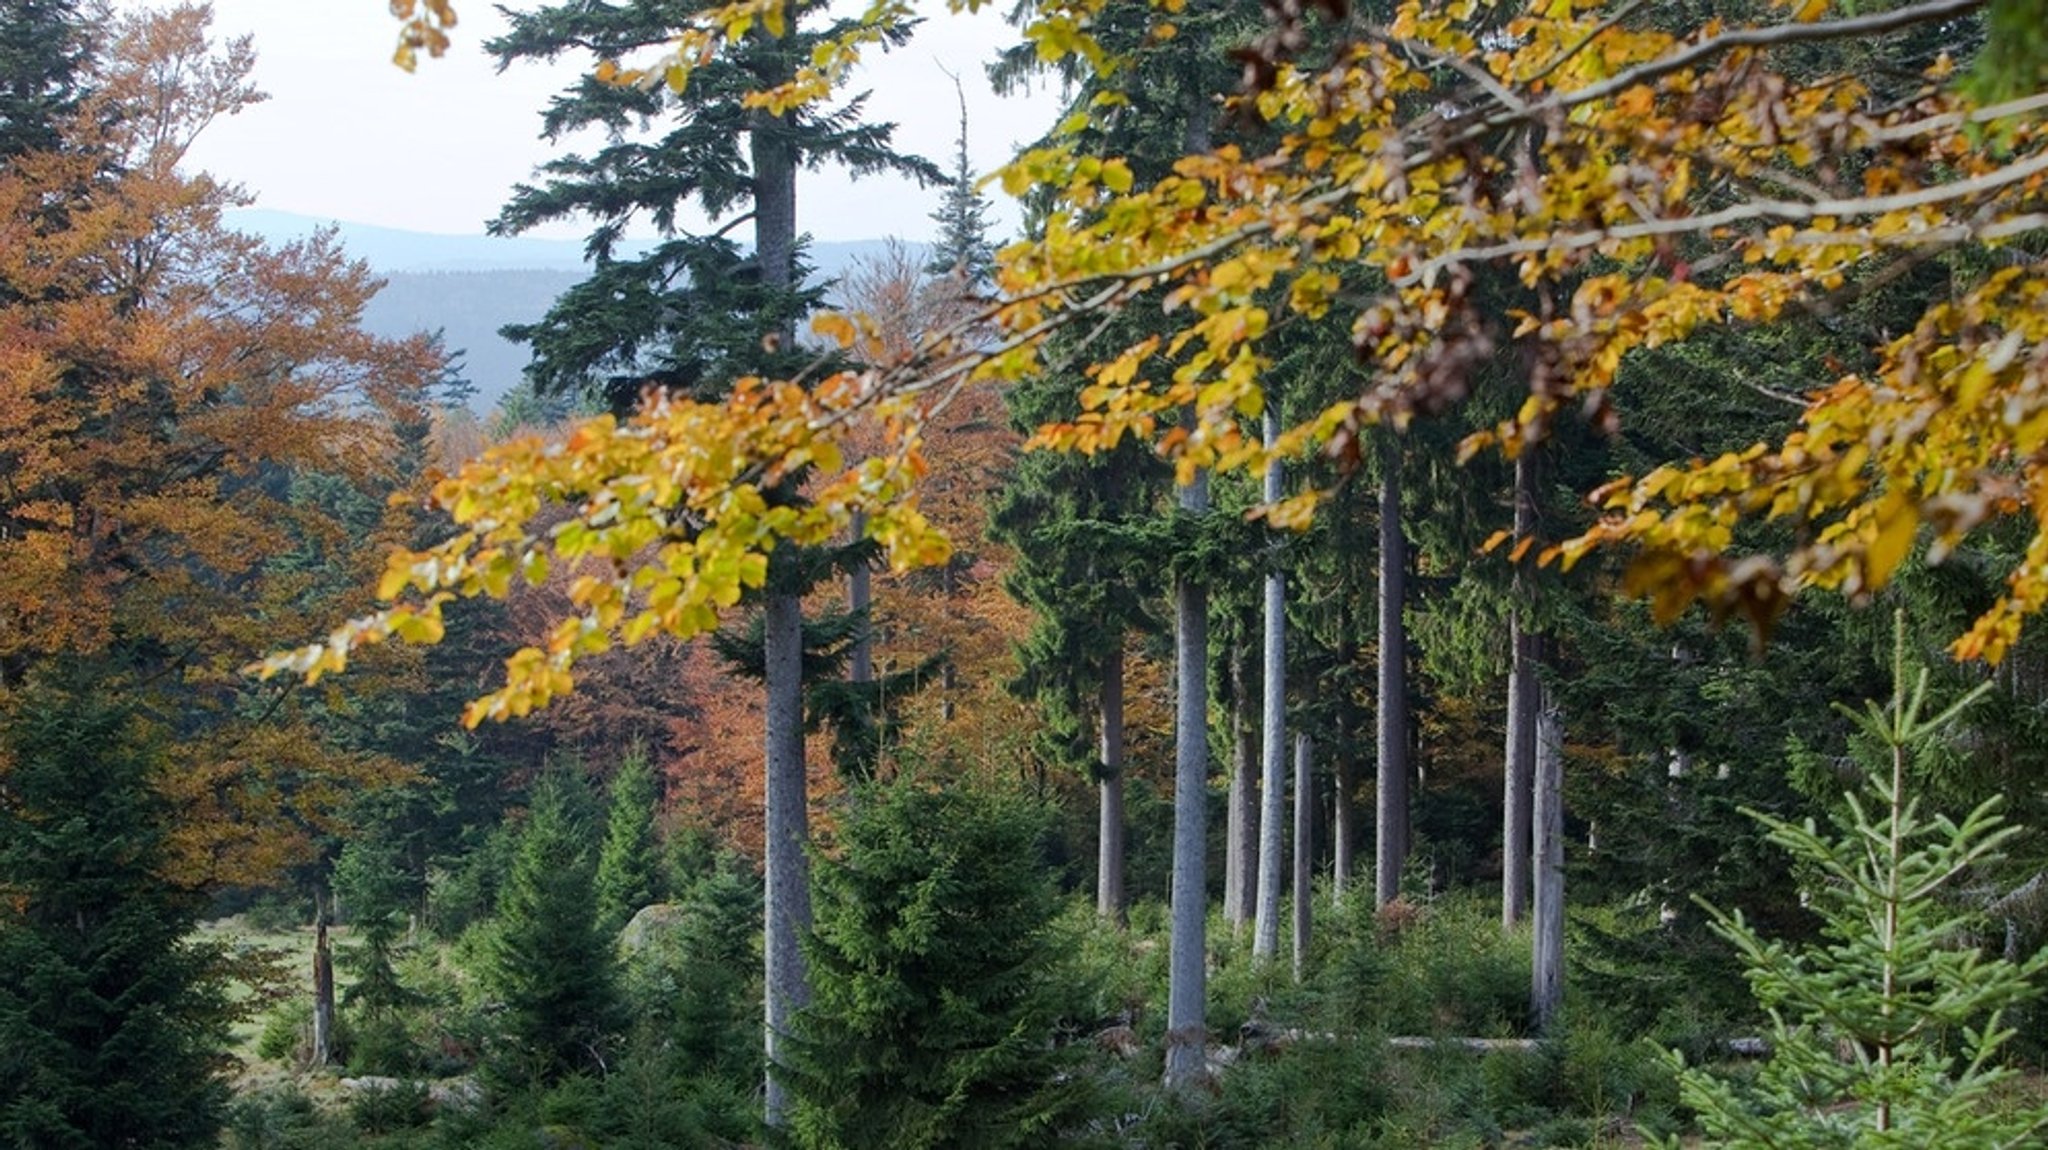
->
[2,2,437,886]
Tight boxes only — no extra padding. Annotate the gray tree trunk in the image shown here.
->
[1164,90,1214,1094]
[1531,697,1565,1032]
[1165,462,1211,1089]
[762,582,811,1124]
[1292,732,1313,983]
[1375,435,1410,908]
[753,97,810,1129]
[1333,639,1357,896]
[1503,451,1538,929]
[1098,642,1127,926]
[1224,646,1256,933]
[311,890,333,1068]
[1254,408,1287,960]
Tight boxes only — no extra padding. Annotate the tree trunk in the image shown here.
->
[762,582,811,1123]
[1098,642,1127,926]
[1165,464,1211,1089]
[1334,633,1358,896]
[753,97,810,1129]
[1503,450,1538,929]
[1531,696,1565,1032]
[848,510,872,685]
[1224,645,1256,933]
[1254,407,1287,961]
[1165,91,1214,1094]
[311,889,333,1068]
[1375,434,1409,909]
[1291,732,1313,983]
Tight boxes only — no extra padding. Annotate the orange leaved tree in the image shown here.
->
[2,3,443,885]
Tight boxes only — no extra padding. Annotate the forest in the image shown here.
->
[4,0,2048,1147]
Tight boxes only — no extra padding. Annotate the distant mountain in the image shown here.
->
[228,210,911,410]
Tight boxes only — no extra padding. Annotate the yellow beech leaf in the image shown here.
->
[1865,492,1919,591]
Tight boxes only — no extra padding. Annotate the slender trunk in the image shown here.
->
[311,889,333,1068]
[939,563,957,720]
[848,511,872,685]
[1503,450,1538,929]
[1531,696,1565,1032]
[1375,435,1409,908]
[753,96,810,1129]
[1224,646,1256,932]
[1291,732,1313,983]
[762,582,811,1122]
[1334,634,1358,895]
[1165,91,1214,1093]
[1098,643,1128,926]
[1164,462,1211,1089]
[1254,408,1287,960]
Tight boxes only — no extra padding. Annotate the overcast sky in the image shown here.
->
[118,0,1063,243]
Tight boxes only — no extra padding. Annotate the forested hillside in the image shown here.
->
[6,1,2048,1148]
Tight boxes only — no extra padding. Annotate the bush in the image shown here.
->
[1317,891,1531,1037]
[347,1079,433,1135]
[257,998,313,1064]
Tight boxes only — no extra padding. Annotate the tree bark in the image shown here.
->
[1503,450,1538,929]
[1098,642,1127,926]
[1531,696,1565,1032]
[762,582,811,1124]
[848,510,873,685]
[753,96,810,1129]
[1291,732,1313,983]
[1165,459,1211,1089]
[1375,434,1409,909]
[1254,407,1287,961]
[311,889,333,1068]
[1334,633,1358,895]
[1224,645,1256,933]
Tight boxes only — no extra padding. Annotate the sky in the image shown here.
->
[115,0,1065,244]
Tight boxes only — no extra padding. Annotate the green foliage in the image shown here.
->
[0,675,233,1148]
[785,777,1093,1149]
[1669,628,2048,1147]
[257,997,314,1064]
[336,819,417,1017]
[482,770,620,1086]
[595,742,665,936]
[1316,892,1533,1038]
[349,1080,434,1136]
[487,0,937,410]
[0,0,89,160]
[620,856,763,1078]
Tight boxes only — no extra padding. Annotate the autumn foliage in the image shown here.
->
[2,4,443,884]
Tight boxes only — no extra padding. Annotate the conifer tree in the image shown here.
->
[0,674,233,1148]
[483,770,619,1086]
[1669,618,2048,1146]
[922,78,995,288]
[490,3,937,1123]
[785,779,1086,1150]
[0,0,88,160]
[596,741,665,936]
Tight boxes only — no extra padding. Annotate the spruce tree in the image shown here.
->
[0,0,88,160]
[0,674,232,1148]
[922,79,995,288]
[491,8,937,1122]
[1668,619,2048,1147]
[595,741,665,937]
[483,770,619,1086]
[785,779,1086,1150]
